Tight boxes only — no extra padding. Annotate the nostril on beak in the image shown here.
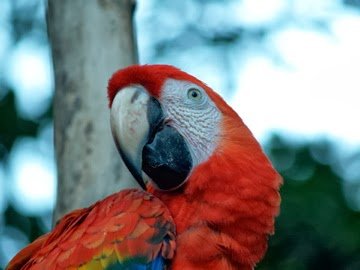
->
[130,88,142,104]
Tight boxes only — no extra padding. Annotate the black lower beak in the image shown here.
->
[142,124,192,190]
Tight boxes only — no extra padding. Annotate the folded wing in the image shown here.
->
[6,189,176,270]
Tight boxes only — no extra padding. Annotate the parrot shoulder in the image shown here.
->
[6,189,176,270]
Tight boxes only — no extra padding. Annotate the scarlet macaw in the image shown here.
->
[7,65,281,270]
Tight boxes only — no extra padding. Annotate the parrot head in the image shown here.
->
[108,64,281,268]
[109,64,246,191]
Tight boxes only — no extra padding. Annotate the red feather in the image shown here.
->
[108,64,283,269]
[6,189,175,270]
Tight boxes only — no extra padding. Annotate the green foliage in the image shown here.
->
[0,91,38,160]
[0,3,52,260]
[4,205,46,243]
[0,90,50,268]
[258,136,360,270]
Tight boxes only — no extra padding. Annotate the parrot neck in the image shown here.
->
[150,136,281,269]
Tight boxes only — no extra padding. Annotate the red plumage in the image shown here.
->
[109,64,282,269]
[7,190,175,270]
[149,120,281,269]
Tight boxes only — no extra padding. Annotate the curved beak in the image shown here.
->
[110,86,192,191]
[110,86,160,189]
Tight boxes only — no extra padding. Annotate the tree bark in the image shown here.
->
[47,0,138,222]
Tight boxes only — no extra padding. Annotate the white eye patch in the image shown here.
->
[159,79,221,166]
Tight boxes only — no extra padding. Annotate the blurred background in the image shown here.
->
[0,0,359,269]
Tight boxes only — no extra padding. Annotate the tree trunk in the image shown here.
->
[47,0,138,222]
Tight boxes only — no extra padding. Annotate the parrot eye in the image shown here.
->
[187,88,202,101]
